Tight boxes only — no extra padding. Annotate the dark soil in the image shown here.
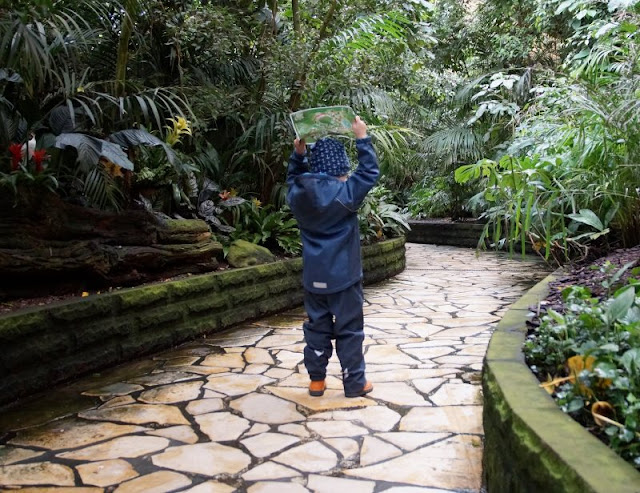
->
[0,251,292,315]
[533,245,640,316]
[0,262,231,315]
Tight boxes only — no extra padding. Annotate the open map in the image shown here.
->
[290,106,356,144]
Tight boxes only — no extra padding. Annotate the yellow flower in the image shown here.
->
[252,198,262,208]
[165,116,192,146]
[567,354,596,374]
[567,354,612,394]
[540,355,612,397]
[173,116,191,133]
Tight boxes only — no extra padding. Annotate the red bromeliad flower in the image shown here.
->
[219,190,231,201]
[32,149,48,173]
[8,143,23,171]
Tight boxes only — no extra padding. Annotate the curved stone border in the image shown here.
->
[483,273,640,492]
[0,237,406,407]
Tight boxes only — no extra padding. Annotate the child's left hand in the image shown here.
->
[294,138,306,156]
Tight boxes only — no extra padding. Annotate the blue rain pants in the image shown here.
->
[302,281,366,395]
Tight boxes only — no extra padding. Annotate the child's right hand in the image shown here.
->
[294,138,306,156]
[352,116,368,139]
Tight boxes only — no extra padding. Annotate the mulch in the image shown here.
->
[535,245,640,315]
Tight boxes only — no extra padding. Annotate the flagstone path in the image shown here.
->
[0,243,547,492]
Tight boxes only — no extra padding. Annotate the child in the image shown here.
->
[286,116,379,398]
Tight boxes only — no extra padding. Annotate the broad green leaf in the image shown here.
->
[567,209,604,231]
[599,343,619,352]
[454,163,481,183]
[607,286,636,322]
[610,261,635,287]
[566,397,584,413]
[621,348,640,374]
[109,129,176,166]
[555,0,574,14]
[594,362,618,379]
[608,0,636,12]
[621,306,640,324]
[55,133,134,172]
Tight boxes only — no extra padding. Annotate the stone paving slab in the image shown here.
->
[0,244,547,492]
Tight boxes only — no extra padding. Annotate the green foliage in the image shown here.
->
[524,265,640,469]
[227,200,302,257]
[406,172,478,220]
[454,2,640,262]
[3,0,636,263]
[0,0,194,211]
[0,151,58,200]
[406,176,452,219]
[358,185,411,243]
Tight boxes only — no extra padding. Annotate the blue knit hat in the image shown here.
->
[309,138,351,176]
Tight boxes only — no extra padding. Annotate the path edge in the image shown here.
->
[483,272,640,492]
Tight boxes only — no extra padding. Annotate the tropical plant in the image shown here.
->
[453,1,640,261]
[358,185,411,243]
[1,0,194,210]
[196,179,246,234]
[406,172,479,220]
[525,264,640,469]
[227,199,302,257]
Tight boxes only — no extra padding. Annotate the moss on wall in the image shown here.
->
[0,237,405,407]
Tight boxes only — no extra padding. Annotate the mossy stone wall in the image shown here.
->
[0,237,405,407]
[407,220,484,248]
[484,274,640,492]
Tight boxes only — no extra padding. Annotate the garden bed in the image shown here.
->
[524,246,640,471]
[483,245,640,493]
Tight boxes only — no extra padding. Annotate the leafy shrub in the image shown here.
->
[226,200,301,257]
[196,179,246,234]
[358,185,411,243]
[407,172,480,220]
[406,178,452,219]
[455,153,632,262]
[524,263,640,469]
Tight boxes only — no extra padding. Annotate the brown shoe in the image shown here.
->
[345,381,373,398]
[309,380,326,397]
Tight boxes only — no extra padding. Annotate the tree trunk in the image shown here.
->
[115,0,136,97]
[288,0,337,111]
[292,0,301,35]
[0,193,221,299]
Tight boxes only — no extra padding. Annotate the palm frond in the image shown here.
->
[454,73,493,108]
[326,11,416,51]
[82,165,125,211]
[424,124,485,168]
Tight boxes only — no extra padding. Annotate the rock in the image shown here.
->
[227,240,276,268]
